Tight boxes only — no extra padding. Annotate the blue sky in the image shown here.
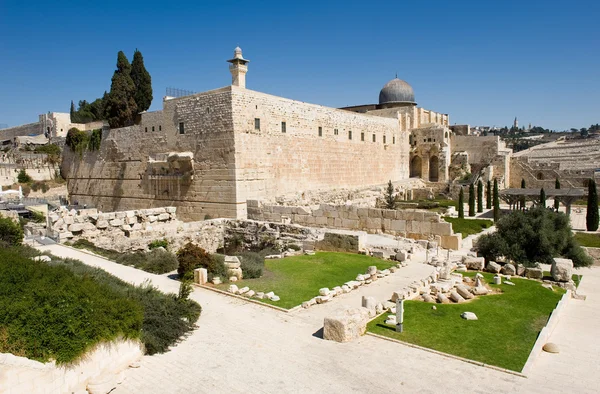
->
[0,0,598,130]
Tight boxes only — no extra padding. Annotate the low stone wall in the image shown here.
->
[247,200,461,249]
[0,339,143,394]
[50,206,225,253]
[521,290,571,375]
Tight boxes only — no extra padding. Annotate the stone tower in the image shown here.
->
[514,117,518,129]
[227,46,249,88]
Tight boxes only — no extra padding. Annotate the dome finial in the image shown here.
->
[395,72,398,78]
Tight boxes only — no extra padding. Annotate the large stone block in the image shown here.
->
[464,256,485,270]
[323,307,371,343]
[551,258,573,282]
[525,267,543,279]
[390,219,406,232]
[440,234,461,250]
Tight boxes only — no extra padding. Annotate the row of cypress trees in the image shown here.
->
[70,50,152,129]
[458,178,499,220]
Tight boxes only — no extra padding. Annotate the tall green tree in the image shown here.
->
[70,100,77,122]
[468,183,475,217]
[493,178,500,222]
[384,180,397,209]
[486,180,492,209]
[104,51,138,128]
[586,179,599,231]
[554,178,560,212]
[540,188,546,208]
[458,187,464,218]
[130,49,153,112]
[477,180,483,213]
[520,178,526,210]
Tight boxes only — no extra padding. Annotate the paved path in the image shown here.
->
[37,245,600,394]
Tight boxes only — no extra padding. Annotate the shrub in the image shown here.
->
[475,207,592,267]
[0,247,143,364]
[88,129,102,151]
[176,242,222,279]
[136,249,177,274]
[177,279,193,301]
[34,144,61,156]
[65,128,89,156]
[148,238,169,250]
[237,252,264,279]
[286,243,301,251]
[30,210,45,223]
[40,182,49,193]
[43,253,201,356]
[0,216,23,246]
[17,169,32,183]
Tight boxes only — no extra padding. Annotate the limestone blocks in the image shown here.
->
[323,307,371,343]
[551,258,573,282]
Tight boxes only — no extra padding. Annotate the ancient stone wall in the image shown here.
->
[50,206,225,253]
[231,87,410,213]
[246,200,461,248]
[0,122,41,142]
[510,157,599,189]
[451,135,511,184]
[63,87,239,221]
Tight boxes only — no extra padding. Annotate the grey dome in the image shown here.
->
[378,78,415,105]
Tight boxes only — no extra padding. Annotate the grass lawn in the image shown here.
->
[443,216,494,237]
[573,232,600,248]
[367,272,565,372]
[217,252,394,309]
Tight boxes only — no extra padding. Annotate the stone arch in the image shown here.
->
[410,156,422,178]
[536,172,544,180]
[429,156,439,182]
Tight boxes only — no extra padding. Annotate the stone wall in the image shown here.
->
[50,206,225,253]
[0,339,143,394]
[0,122,41,142]
[246,200,461,249]
[230,87,410,212]
[65,85,415,221]
[451,135,511,183]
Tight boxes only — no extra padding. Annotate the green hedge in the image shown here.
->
[0,247,143,364]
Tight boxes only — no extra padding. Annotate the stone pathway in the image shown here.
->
[36,244,600,394]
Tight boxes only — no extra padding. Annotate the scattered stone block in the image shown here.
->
[323,307,371,343]
[362,296,377,314]
[269,295,280,301]
[319,287,330,296]
[551,258,573,282]
[461,312,478,320]
[456,285,474,300]
[316,295,331,304]
[396,250,408,262]
[341,284,351,293]
[525,267,544,279]
[212,277,222,285]
[542,283,554,291]
[256,292,265,299]
[265,291,274,298]
[464,256,485,271]
[504,280,515,286]
[501,263,516,276]
[449,290,465,303]
[517,264,526,276]
[237,287,250,295]
[109,219,124,227]
[229,276,238,282]
[385,314,397,325]
[302,298,317,308]
[245,290,255,298]
[367,266,377,275]
[543,343,559,353]
[486,261,501,273]
[228,285,239,294]
[33,255,51,262]
[194,268,208,285]
[437,293,450,304]
[422,294,435,303]
[472,286,489,295]
[147,215,158,223]
[493,275,502,285]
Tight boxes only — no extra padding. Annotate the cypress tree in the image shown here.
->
[70,100,77,122]
[486,180,492,209]
[458,187,464,219]
[554,178,560,212]
[131,49,153,112]
[493,178,500,222]
[384,180,397,209]
[468,183,475,216]
[477,179,483,212]
[104,51,138,128]
[540,188,546,208]
[520,178,526,210]
[586,179,599,231]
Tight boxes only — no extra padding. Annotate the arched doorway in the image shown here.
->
[429,156,439,182]
[410,156,422,178]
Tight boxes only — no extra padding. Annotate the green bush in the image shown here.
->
[17,169,32,183]
[30,210,45,223]
[65,128,89,156]
[42,249,201,356]
[41,182,49,193]
[34,144,61,156]
[0,217,23,246]
[475,207,592,267]
[176,243,224,279]
[116,249,178,274]
[148,238,169,250]
[88,129,102,151]
[237,252,265,279]
[0,247,143,364]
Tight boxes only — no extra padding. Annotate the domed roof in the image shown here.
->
[378,78,415,105]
